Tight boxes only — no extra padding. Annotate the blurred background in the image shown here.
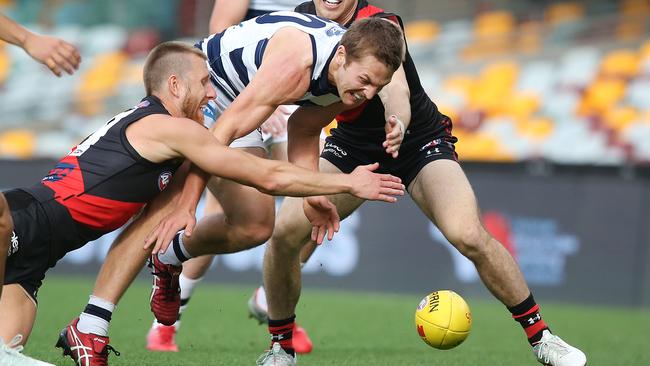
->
[0,0,649,307]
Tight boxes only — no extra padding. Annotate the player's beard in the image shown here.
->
[181,92,203,123]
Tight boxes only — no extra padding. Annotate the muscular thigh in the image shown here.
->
[409,160,482,237]
[208,147,275,227]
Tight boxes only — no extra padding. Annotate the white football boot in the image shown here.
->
[533,330,587,366]
[256,342,296,366]
[248,286,269,324]
[0,335,55,366]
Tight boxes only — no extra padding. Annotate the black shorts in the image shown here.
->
[321,116,458,188]
[4,189,92,302]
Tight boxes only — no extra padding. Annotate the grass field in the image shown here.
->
[21,276,650,365]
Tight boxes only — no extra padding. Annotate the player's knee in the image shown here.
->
[270,221,310,252]
[443,224,489,260]
[235,222,274,247]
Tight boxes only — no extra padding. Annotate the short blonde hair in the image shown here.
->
[143,41,207,95]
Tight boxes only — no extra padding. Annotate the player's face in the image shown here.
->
[180,55,216,121]
[334,53,393,106]
[314,0,358,24]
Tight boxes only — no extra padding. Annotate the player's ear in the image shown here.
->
[168,74,181,97]
[335,45,346,67]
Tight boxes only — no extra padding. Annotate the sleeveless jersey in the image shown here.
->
[295,1,445,138]
[24,96,182,233]
[196,11,346,112]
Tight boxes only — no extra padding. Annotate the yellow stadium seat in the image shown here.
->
[639,40,650,61]
[0,47,9,84]
[516,117,554,141]
[545,2,584,26]
[474,11,515,38]
[404,20,439,43]
[455,131,514,162]
[76,51,129,116]
[0,129,35,158]
[468,62,519,116]
[505,93,541,121]
[621,0,650,17]
[604,106,638,132]
[600,49,640,79]
[323,119,338,136]
[579,79,627,115]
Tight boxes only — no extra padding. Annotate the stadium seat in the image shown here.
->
[579,79,627,115]
[76,51,128,116]
[600,49,640,79]
[404,20,439,44]
[0,129,35,158]
[0,45,9,85]
[545,2,584,26]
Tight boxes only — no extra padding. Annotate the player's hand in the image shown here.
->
[260,106,291,138]
[23,33,81,77]
[383,115,405,158]
[303,196,340,245]
[349,163,404,202]
[144,209,196,254]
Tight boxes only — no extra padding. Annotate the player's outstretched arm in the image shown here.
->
[140,116,405,200]
[0,13,81,76]
[379,64,410,158]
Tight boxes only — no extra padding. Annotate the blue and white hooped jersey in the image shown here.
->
[196,11,346,115]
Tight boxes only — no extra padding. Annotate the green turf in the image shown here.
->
[21,276,650,365]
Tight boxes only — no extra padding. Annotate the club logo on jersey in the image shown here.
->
[8,231,19,256]
[43,162,76,182]
[326,26,345,37]
[158,171,173,191]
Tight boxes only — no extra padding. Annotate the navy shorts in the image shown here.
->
[321,116,458,188]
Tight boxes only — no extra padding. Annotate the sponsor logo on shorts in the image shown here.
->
[8,231,18,256]
[158,171,173,191]
[322,142,348,158]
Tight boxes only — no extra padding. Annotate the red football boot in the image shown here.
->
[149,254,182,326]
[55,318,120,366]
[146,323,179,352]
[293,325,313,354]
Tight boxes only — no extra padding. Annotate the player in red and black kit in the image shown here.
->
[0,40,404,366]
[256,1,587,366]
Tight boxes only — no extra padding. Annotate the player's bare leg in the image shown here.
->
[409,159,585,365]
[147,194,219,352]
[262,159,363,357]
[409,159,528,306]
[0,284,36,345]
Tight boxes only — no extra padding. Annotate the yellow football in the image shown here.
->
[414,290,472,350]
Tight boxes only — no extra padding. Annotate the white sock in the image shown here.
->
[77,296,115,336]
[158,230,192,266]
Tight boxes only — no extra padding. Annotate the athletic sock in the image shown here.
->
[268,315,296,357]
[508,293,549,345]
[77,295,115,336]
[158,230,192,266]
[177,274,203,322]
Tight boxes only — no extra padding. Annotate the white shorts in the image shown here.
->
[203,100,265,150]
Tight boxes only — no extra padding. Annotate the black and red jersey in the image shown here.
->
[295,0,446,141]
[24,95,182,234]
